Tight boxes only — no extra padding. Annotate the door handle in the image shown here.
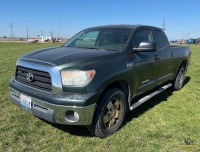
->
[154,55,160,60]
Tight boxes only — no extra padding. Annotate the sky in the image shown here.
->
[1,0,200,40]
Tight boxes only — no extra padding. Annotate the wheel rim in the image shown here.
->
[103,98,121,129]
[177,69,185,88]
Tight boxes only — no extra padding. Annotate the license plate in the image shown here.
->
[20,94,32,109]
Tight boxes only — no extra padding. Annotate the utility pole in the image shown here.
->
[161,19,166,31]
[57,17,63,39]
[49,31,54,37]
[181,32,191,40]
[41,31,44,36]
[26,26,29,38]
[9,23,14,38]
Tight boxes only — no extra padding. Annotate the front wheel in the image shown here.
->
[173,65,186,90]
[87,88,127,138]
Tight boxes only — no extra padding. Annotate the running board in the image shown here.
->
[130,83,172,111]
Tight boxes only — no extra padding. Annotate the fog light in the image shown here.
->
[74,111,79,120]
[65,111,79,122]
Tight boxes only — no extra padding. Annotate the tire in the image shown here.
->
[87,88,127,138]
[173,64,186,90]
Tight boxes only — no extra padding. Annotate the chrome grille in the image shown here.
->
[16,66,52,92]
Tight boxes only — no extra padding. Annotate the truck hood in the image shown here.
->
[22,46,116,68]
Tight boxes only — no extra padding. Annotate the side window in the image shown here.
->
[133,30,154,48]
[154,30,166,49]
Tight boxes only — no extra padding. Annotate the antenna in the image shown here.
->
[161,19,166,31]
[57,17,63,39]
[9,23,14,38]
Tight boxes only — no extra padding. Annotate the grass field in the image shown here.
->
[0,42,199,152]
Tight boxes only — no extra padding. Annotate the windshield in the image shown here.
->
[63,28,132,51]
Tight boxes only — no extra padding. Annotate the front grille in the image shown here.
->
[16,66,52,92]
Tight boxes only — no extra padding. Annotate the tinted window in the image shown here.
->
[155,30,166,49]
[133,30,154,48]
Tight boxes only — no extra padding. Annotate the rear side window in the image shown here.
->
[154,30,166,49]
[132,30,154,48]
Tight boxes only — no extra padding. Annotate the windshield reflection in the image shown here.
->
[64,28,131,51]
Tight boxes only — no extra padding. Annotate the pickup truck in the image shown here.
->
[9,25,191,138]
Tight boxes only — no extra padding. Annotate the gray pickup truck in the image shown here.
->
[9,25,191,138]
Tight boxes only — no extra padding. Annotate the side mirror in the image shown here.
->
[133,42,156,52]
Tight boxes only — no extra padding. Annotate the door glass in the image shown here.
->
[133,30,154,48]
[154,30,166,49]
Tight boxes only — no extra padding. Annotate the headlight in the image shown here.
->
[61,70,96,86]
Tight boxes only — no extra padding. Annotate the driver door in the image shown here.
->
[131,29,159,93]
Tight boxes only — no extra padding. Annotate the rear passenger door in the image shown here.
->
[153,29,173,83]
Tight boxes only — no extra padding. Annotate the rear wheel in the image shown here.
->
[87,88,127,138]
[173,65,186,90]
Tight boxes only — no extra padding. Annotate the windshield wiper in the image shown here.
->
[63,46,107,50]
[88,47,110,51]
[87,47,100,50]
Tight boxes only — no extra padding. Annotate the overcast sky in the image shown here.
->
[1,0,200,40]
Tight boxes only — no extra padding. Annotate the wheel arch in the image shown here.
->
[180,60,187,68]
[172,60,187,90]
[177,60,187,75]
[96,80,131,113]
[172,59,187,80]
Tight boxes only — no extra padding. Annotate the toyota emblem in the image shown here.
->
[26,73,34,82]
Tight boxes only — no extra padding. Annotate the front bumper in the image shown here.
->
[9,79,99,125]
